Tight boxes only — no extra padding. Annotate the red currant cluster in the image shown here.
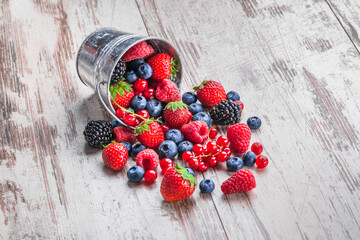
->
[251,142,269,168]
[181,127,232,172]
[133,79,155,99]
[115,107,151,127]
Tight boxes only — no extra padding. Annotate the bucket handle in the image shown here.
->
[96,81,136,130]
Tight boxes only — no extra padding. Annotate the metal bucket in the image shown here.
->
[76,28,182,128]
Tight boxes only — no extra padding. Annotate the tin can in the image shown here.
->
[76,28,182,129]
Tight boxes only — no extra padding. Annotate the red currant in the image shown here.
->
[251,142,263,155]
[143,87,155,100]
[256,155,268,168]
[203,146,209,155]
[161,124,170,134]
[182,151,194,162]
[216,151,229,162]
[134,79,148,92]
[239,101,244,110]
[193,144,203,156]
[160,158,173,170]
[207,156,218,167]
[136,109,149,120]
[188,158,200,169]
[197,162,208,172]
[209,127,218,139]
[223,147,232,156]
[144,170,157,183]
[217,136,229,147]
[116,108,124,118]
[134,91,143,96]
[207,141,218,154]
[161,166,172,175]
[123,113,136,126]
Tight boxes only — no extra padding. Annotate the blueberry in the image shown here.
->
[192,112,212,127]
[247,116,262,130]
[243,151,256,167]
[182,92,197,105]
[131,143,146,157]
[146,99,163,118]
[121,141,132,154]
[188,103,203,115]
[127,58,144,71]
[178,141,194,156]
[186,168,195,177]
[131,95,147,111]
[127,165,145,183]
[126,107,135,113]
[136,63,153,79]
[158,140,178,159]
[111,120,125,128]
[226,157,244,172]
[226,91,240,101]
[199,179,215,194]
[165,129,184,144]
[125,70,138,83]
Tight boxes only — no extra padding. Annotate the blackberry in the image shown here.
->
[210,100,241,125]
[83,120,113,149]
[111,60,126,84]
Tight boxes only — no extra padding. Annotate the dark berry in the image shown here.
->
[210,100,241,125]
[126,58,144,71]
[131,95,147,111]
[182,92,197,105]
[199,179,215,194]
[178,141,194,156]
[247,117,262,130]
[83,120,113,149]
[111,60,126,84]
[188,103,203,115]
[186,168,195,177]
[226,91,240,101]
[127,165,145,183]
[243,151,256,166]
[125,70,137,83]
[131,143,146,157]
[192,112,212,127]
[121,141,132,154]
[111,120,124,128]
[136,63,152,79]
[165,129,184,144]
[158,140,178,159]
[226,157,244,172]
[146,99,163,118]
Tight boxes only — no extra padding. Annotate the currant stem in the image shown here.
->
[113,102,162,124]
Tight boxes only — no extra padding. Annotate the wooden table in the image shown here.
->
[1,0,360,239]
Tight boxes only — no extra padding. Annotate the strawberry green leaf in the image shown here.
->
[175,164,195,187]
[111,91,117,100]
[170,58,179,78]
[134,120,153,136]
[165,101,188,112]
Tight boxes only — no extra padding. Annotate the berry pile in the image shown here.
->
[82,40,270,202]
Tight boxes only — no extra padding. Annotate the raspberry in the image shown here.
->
[155,79,181,103]
[180,121,209,144]
[122,41,155,62]
[113,126,136,144]
[227,123,251,154]
[221,169,256,194]
[135,149,159,170]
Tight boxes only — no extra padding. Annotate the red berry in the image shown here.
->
[223,147,232,156]
[234,100,244,110]
[197,162,208,172]
[251,142,263,155]
[216,136,229,147]
[134,79,148,92]
[161,124,170,134]
[209,127,218,139]
[256,155,268,168]
[143,87,155,100]
[123,113,137,126]
[216,151,229,162]
[160,158,173,170]
[136,109,150,121]
[116,108,124,118]
[203,146,209,155]
[161,167,171,175]
[188,158,200,169]
[182,151,194,162]
[193,144,203,156]
[207,156,218,167]
[144,170,157,183]
[134,91,143,96]
[207,141,218,154]
[136,149,159,170]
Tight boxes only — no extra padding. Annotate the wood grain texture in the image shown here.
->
[1,0,360,239]
[136,0,360,239]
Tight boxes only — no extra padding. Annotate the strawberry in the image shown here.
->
[110,81,134,109]
[163,102,192,129]
[227,123,251,154]
[155,79,181,103]
[102,141,128,170]
[193,80,226,107]
[147,53,177,81]
[135,120,165,149]
[160,164,196,202]
[221,169,256,194]
[121,41,155,62]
